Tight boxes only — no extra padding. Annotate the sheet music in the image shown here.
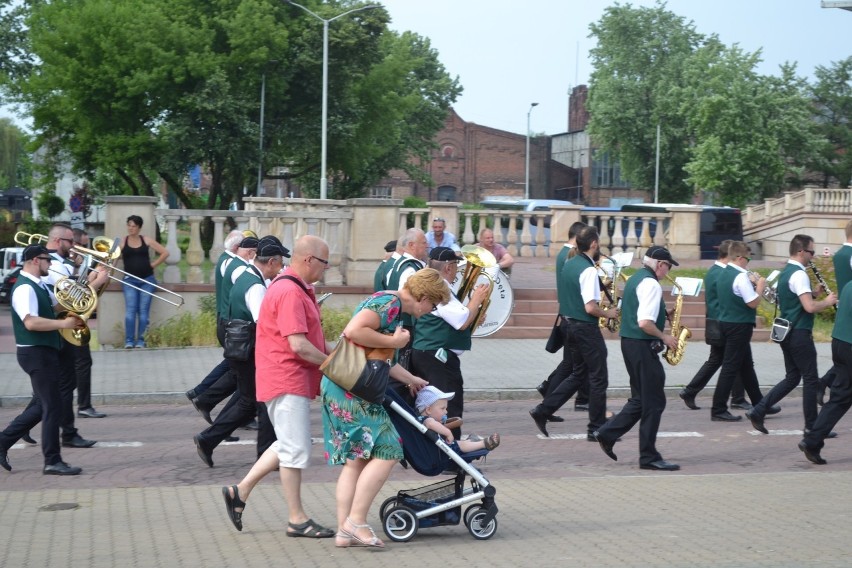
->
[672,277,703,297]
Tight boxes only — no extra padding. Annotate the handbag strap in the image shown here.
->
[272,273,310,295]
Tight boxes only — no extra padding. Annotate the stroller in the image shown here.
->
[378,388,499,542]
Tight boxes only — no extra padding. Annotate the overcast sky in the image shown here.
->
[380,0,851,135]
[3,1,849,136]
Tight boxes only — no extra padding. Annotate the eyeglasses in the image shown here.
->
[36,256,52,261]
[433,217,445,222]
[431,303,438,312]
[310,256,329,265]
[803,249,815,255]
[740,256,751,263]
[59,237,73,244]
[660,261,672,269]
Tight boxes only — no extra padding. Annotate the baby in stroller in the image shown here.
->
[415,386,500,452]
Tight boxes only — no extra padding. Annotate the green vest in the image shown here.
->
[558,253,597,323]
[703,263,723,320]
[219,257,247,319]
[555,244,572,296]
[228,266,263,321]
[10,277,61,350]
[832,281,852,344]
[778,262,814,330]
[717,265,756,324]
[373,260,393,292]
[834,245,852,292]
[214,251,231,302]
[619,267,666,340]
[386,255,422,327]
[412,311,473,351]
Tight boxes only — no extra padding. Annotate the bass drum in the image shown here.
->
[451,262,514,337]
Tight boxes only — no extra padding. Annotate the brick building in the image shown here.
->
[375,108,574,204]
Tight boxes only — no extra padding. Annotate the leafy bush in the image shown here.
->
[145,310,218,347]
[321,306,352,341]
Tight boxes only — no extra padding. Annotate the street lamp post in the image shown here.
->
[525,102,539,200]
[286,1,380,200]
[256,71,267,197]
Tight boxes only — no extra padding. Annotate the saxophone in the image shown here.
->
[596,254,621,333]
[663,276,692,366]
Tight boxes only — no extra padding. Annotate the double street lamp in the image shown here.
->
[525,102,539,200]
[286,1,380,200]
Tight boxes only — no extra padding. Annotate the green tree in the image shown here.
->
[36,189,65,219]
[0,117,29,188]
[587,2,702,202]
[681,44,823,208]
[809,57,852,189]
[11,0,459,208]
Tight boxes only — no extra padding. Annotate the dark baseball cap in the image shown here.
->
[429,246,459,261]
[645,245,679,266]
[238,236,259,249]
[384,240,398,253]
[257,236,290,258]
[23,244,51,261]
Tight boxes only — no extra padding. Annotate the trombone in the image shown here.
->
[14,231,184,307]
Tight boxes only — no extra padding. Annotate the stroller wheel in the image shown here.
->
[379,497,397,521]
[383,506,419,542]
[466,506,498,540]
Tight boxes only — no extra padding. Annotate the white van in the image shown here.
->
[1,247,25,279]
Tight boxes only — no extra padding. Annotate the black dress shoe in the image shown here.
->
[224,436,240,443]
[529,409,549,437]
[711,411,742,422]
[185,388,197,401]
[194,434,214,467]
[0,448,10,472]
[593,431,617,461]
[535,381,548,397]
[574,403,589,411]
[746,410,768,434]
[547,415,565,422]
[730,401,753,411]
[766,404,782,415]
[78,407,107,418]
[62,436,97,448]
[191,398,213,425]
[43,461,82,475]
[798,440,827,465]
[242,420,259,431]
[21,433,37,445]
[679,389,699,410]
[640,459,680,471]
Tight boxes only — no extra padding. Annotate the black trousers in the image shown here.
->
[596,338,667,465]
[0,346,63,466]
[194,358,230,397]
[410,348,464,438]
[195,368,239,412]
[682,341,746,402]
[803,338,852,451]
[199,356,258,448]
[540,319,608,433]
[72,342,94,410]
[57,338,81,441]
[752,328,819,428]
[540,318,589,405]
[712,322,763,416]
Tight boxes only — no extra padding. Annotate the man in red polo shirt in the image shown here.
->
[219,235,336,538]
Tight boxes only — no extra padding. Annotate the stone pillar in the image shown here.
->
[548,205,583,256]
[209,216,227,262]
[186,215,204,283]
[103,196,158,242]
[666,207,701,260]
[162,214,183,284]
[324,218,344,285]
[346,198,403,286]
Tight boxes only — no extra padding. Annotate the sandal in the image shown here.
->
[287,518,335,538]
[222,485,246,532]
[341,517,385,549]
[335,531,353,548]
[484,433,501,451]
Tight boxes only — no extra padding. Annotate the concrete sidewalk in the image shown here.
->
[0,338,831,407]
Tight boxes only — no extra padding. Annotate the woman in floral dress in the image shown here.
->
[321,268,450,548]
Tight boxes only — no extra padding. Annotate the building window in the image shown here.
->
[437,185,456,201]
[592,150,630,188]
[371,186,392,199]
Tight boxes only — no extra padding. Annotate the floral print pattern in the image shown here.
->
[321,293,404,465]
